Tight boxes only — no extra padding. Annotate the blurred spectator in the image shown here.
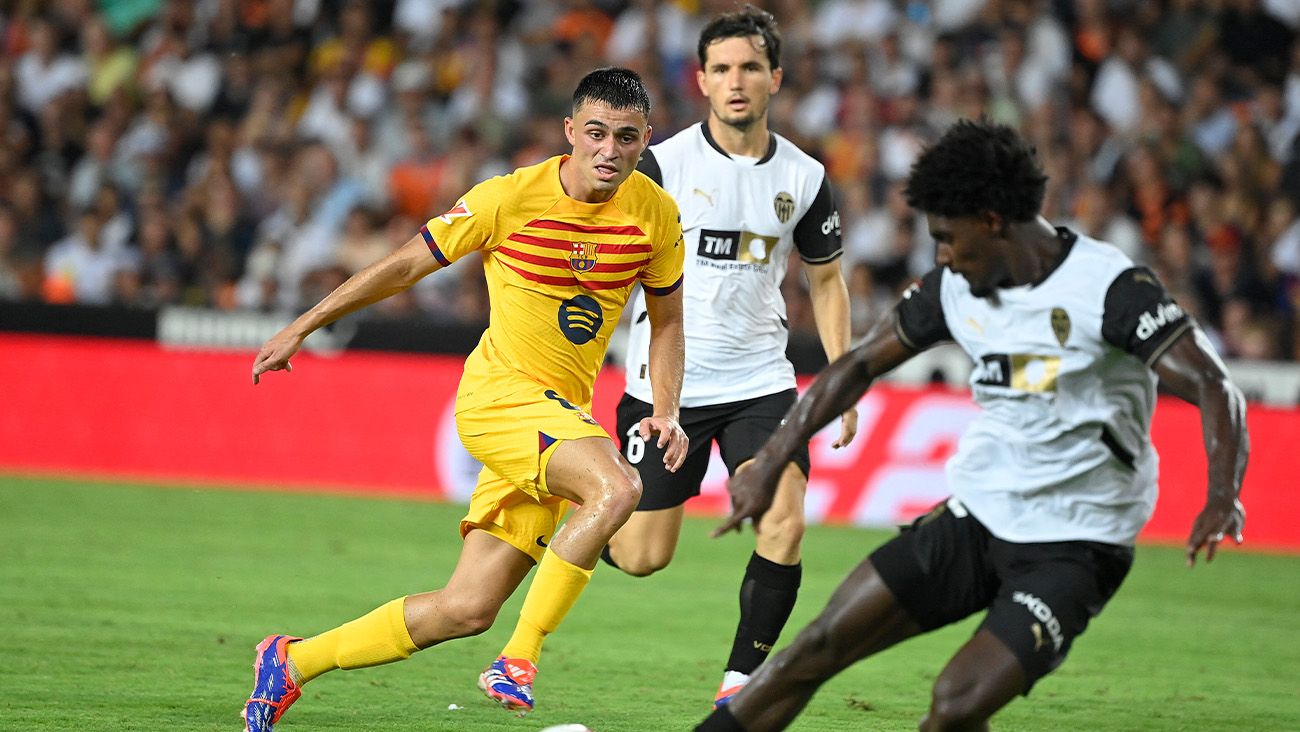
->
[334,206,390,275]
[127,205,182,307]
[606,0,699,75]
[43,208,134,305]
[812,0,897,48]
[1065,181,1143,262]
[15,17,85,116]
[1217,0,1294,88]
[80,15,136,108]
[387,119,444,221]
[0,203,40,300]
[1090,26,1179,136]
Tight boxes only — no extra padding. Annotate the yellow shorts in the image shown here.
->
[456,383,610,562]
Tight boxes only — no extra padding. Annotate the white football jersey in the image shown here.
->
[895,230,1193,545]
[623,123,842,407]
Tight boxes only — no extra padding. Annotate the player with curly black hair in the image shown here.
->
[697,119,1249,730]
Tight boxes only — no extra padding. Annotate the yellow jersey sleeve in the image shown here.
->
[639,194,685,296]
[419,177,504,266]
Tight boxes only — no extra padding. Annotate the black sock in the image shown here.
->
[726,552,801,674]
[696,705,746,731]
[600,545,620,569]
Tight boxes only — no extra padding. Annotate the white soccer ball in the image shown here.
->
[538,725,594,732]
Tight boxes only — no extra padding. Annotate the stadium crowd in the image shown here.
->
[0,0,1297,361]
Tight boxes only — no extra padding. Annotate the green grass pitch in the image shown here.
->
[1,475,1297,731]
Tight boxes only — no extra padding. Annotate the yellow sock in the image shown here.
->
[500,551,595,664]
[286,597,419,684]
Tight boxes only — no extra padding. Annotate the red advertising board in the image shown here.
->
[1,334,1296,551]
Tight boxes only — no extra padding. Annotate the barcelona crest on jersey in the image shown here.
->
[569,241,598,272]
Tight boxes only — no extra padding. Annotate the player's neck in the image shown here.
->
[706,114,770,159]
[557,156,615,204]
[1007,217,1066,286]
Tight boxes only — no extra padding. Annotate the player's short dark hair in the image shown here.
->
[572,67,651,119]
[698,5,782,71]
[904,119,1048,222]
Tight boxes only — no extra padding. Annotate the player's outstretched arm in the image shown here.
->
[252,234,441,384]
[641,286,688,471]
[714,314,914,536]
[1151,327,1249,567]
[805,259,858,449]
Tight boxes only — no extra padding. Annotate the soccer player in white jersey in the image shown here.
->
[602,7,857,707]
[696,119,1249,731]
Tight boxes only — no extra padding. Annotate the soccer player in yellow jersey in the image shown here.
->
[242,67,686,731]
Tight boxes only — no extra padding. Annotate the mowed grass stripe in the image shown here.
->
[1,476,1297,731]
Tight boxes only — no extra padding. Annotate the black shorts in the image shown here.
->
[869,499,1133,690]
[615,390,811,511]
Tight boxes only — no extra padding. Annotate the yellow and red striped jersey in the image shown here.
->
[421,155,684,410]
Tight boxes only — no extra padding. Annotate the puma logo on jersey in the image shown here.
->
[1135,302,1185,341]
[693,188,716,206]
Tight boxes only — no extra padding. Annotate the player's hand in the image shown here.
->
[638,415,687,472]
[252,329,305,384]
[1186,497,1245,567]
[713,458,780,537]
[832,406,859,449]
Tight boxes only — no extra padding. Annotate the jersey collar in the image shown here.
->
[700,121,777,165]
[1031,226,1079,289]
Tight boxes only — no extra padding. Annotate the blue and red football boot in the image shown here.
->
[242,634,303,731]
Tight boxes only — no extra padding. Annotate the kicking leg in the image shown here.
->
[699,556,924,731]
[919,630,1026,731]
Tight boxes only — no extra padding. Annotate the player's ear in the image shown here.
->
[770,66,783,94]
[563,116,576,147]
[641,123,653,149]
[696,67,708,97]
[982,210,1004,234]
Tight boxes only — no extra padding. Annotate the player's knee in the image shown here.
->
[757,505,805,553]
[437,594,500,638]
[926,674,987,729]
[613,543,674,577]
[592,470,642,521]
[779,617,842,679]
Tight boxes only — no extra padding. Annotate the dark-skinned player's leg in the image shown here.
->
[703,557,923,731]
[916,537,1133,731]
[919,629,1026,731]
